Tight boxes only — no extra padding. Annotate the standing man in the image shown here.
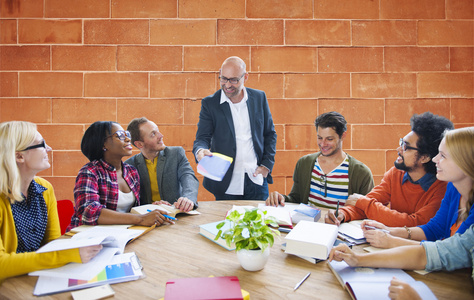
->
[126,117,198,211]
[325,112,454,227]
[193,56,277,200]
[266,111,374,208]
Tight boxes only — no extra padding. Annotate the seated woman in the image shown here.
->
[67,121,169,231]
[329,224,474,300]
[362,127,474,249]
[0,121,101,283]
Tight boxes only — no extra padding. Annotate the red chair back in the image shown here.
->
[57,199,74,235]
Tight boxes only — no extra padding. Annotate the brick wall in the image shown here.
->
[1,0,473,202]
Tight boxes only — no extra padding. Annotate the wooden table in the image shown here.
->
[1,201,473,299]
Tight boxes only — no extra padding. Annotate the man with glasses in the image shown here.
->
[266,111,374,210]
[126,117,198,211]
[326,112,454,227]
[193,56,277,200]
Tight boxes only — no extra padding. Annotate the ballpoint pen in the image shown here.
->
[364,225,390,234]
[147,209,178,221]
[294,272,311,291]
[335,199,340,218]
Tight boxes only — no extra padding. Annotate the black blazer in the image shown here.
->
[193,88,277,196]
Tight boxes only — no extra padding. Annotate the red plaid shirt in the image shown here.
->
[67,159,140,231]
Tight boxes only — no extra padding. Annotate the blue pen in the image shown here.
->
[147,209,177,221]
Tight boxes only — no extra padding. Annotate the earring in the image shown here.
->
[103,148,107,151]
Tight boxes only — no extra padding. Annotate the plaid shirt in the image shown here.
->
[67,159,140,231]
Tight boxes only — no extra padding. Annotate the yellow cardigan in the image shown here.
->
[0,177,81,283]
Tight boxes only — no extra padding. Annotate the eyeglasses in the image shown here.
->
[320,174,327,198]
[106,130,131,141]
[399,138,420,152]
[219,74,245,84]
[22,140,47,151]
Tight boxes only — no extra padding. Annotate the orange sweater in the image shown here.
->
[341,167,447,227]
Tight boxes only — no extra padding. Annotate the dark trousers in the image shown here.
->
[215,174,269,200]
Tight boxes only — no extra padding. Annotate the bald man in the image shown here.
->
[193,56,277,200]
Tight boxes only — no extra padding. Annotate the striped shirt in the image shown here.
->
[309,155,349,208]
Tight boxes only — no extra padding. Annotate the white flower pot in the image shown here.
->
[236,247,270,271]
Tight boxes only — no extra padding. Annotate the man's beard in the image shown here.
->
[394,156,414,172]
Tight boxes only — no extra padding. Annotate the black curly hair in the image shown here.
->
[411,112,454,174]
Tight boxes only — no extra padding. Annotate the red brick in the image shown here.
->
[1,0,43,17]
[270,177,287,195]
[285,74,350,98]
[1,19,16,44]
[18,19,82,44]
[45,0,109,18]
[385,99,451,123]
[418,73,474,98]
[314,0,379,19]
[179,0,245,18]
[418,21,474,46]
[218,20,283,46]
[159,125,196,151]
[37,124,84,151]
[318,48,383,72]
[447,0,474,19]
[285,125,318,151]
[352,124,411,150]
[285,20,350,46]
[19,72,83,97]
[352,73,417,99]
[44,176,76,201]
[247,0,312,18]
[53,151,89,176]
[117,99,183,125]
[385,150,399,172]
[0,72,18,97]
[0,98,51,123]
[196,182,215,201]
[184,99,202,126]
[352,21,417,46]
[274,124,285,151]
[183,47,250,71]
[270,99,318,125]
[84,20,149,45]
[380,0,445,19]
[85,73,148,98]
[245,73,284,99]
[385,47,449,72]
[151,20,216,45]
[150,73,216,99]
[52,46,116,71]
[52,98,117,123]
[451,99,474,123]
[272,150,312,176]
[450,47,474,71]
[346,150,386,176]
[112,0,176,18]
[319,99,384,124]
[117,46,182,71]
[252,47,317,72]
[0,46,49,71]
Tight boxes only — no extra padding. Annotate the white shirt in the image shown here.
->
[220,88,263,195]
[116,190,136,213]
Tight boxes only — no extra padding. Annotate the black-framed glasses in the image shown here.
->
[320,174,328,198]
[22,140,47,151]
[219,73,245,84]
[399,138,420,152]
[106,130,131,141]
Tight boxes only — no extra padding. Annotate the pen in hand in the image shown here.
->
[147,209,178,221]
[294,272,311,291]
[364,225,389,234]
[335,199,340,218]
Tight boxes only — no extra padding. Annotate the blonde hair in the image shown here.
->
[0,121,37,203]
[443,127,474,222]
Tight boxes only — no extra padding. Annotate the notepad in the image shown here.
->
[328,260,437,300]
[130,203,201,218]
[164,276,244,300]
[199,220,237,251]
[197,152,233,181]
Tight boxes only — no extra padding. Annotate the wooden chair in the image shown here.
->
[57,199,74,235]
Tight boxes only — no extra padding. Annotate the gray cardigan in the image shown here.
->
[125,146,199,208]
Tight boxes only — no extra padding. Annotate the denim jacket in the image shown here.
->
[423,224,474,281]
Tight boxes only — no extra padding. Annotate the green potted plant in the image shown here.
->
[215,207,280,271]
